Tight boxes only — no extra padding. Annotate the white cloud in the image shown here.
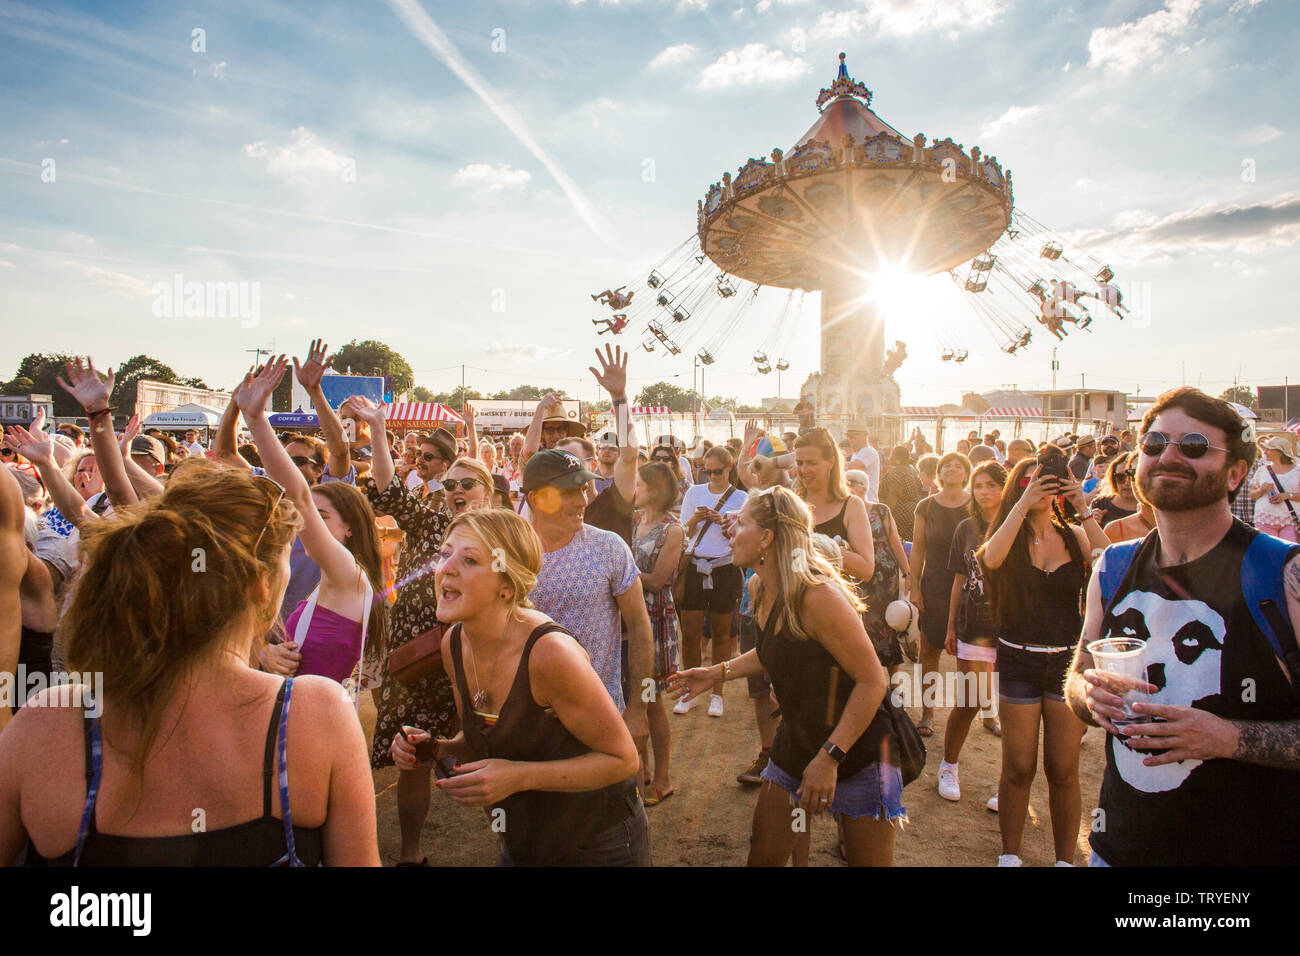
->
[1229,0,1266,13]
[812,0,1000,40]
[980,104,1043,139]
[1086,194,1300,262]
[698,44,811,90]
[242,127,353,184]
[76,264,154,297]
[452,164,532,192]
[649,43,698,69]
[1087,0,1202,75]
[1075,178,1094,190]
[1242,124,1283,145]
[0,260,14,269]
[485,343,571,362]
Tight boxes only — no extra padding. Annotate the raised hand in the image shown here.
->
[341,394,386,429]
[589,344,628,400]
[117,414,141,455]
[233,356,288,419]
[536,391,562,412]
[56,357,113,413]
[293,338,332,390]
[3,424,54,465]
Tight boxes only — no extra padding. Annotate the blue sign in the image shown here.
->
[317,375,384,410]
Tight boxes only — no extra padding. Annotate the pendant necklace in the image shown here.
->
[468,638,490,711]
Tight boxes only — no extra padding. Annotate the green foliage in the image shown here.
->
[1220,386,1258,411]
[635,381,697,413]
[329,340,414,395]
[4,353,80,416]
[411,386,436,402]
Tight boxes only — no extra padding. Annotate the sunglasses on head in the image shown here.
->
[251,475,286,552]
[441,477,483,492]
[1139,432,1229,460]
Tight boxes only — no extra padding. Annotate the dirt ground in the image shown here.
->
[366,652,1105,867]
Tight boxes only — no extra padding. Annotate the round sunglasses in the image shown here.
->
[1139,432,1229,460]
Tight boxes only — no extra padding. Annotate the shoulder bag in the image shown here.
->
[672,484,737,605]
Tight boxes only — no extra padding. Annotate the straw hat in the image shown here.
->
[885,599,921,662]
[540,398,586,438]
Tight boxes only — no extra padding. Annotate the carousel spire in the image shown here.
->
[816,51,872,110]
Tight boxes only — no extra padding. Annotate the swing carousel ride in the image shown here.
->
[589,53,1130,432]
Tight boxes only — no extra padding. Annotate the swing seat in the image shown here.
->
[1039,242,1063,260]
[648,270,664,288]
[697,349,715,365]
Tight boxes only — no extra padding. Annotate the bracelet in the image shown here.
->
[721,659,731,682]
[612,397,628,405]
[87,406,113,422]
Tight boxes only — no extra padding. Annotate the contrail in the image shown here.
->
[386,0,614,245]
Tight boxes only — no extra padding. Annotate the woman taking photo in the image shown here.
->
[676,445,747,718]
[908,451,971,736]
[0,462,379,866]
[668,487,899,866]
[631,462,684,805]
[391,509,646,866]
[236,360,386,691]
[978,447,1109,867]
[938,459,1007,803]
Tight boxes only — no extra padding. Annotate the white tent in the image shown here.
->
[141,403,222,429]
[1226,401,1258,420]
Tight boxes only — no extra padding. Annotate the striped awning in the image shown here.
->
[1285,421,1300,435]
[983,407,1042,418]
[380,402,465,426]
[614,405,672,415]
[900,406,944,416]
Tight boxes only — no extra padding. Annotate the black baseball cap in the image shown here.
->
[522,449,597,493]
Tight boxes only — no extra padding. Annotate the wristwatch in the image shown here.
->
[1077,507,1099,523]
[821,741,846,764]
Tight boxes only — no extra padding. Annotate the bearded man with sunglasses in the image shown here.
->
[1067,387,1300,866]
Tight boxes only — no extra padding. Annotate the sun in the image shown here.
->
[863,265,935,324]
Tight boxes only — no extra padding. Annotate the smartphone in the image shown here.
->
[1036,455,1069,484]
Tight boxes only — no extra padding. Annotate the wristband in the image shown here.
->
[612,397,628,405]
[721,659,731,682]
[87,406,113,422]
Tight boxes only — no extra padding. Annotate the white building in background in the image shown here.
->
[0,393,54,428]
[134,380,233,422]
[980,387,1128,432]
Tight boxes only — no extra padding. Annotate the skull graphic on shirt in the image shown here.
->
[1103,589,1225,793]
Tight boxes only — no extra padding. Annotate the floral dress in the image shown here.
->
[364,477,458,769]
[863,502,902,667]
[631,515,682,691]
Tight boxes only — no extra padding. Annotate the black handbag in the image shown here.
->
[885,696,927,786]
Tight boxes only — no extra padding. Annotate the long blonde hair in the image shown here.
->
[792,427,849,503]
[746,486,864,641]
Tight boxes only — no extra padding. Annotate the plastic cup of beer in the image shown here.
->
[1086,637,1149,727]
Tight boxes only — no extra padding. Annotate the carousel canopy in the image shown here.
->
[698,53,1012,288]
[381,402,464,428]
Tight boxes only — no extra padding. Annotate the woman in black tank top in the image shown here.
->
[391,510,646,866]
[669,488,900,867]
[979,450,1111,867]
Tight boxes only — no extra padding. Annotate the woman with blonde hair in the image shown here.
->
[669,487,900,866]
[793,428,875,585]
[392,508,646,866]
[0,461,379,866]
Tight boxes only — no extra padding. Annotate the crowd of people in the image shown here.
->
[0,340,1297,867]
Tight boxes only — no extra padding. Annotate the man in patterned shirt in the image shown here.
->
[524,449,652,753]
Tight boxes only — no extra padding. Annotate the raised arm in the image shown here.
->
[980,477,1053,571]
[522,392,558,464]
[0,466,27,734]
[3,425,92,529]
[294,339,351,480]
[235,358,362,591]
[589,345,636,502]
[344,396,393,493]
[116,416,164,499]
[210,389,250,469]
[463,402,478,461]
[57,358,136,507]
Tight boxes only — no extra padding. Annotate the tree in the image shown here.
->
[1220,386,1257,411]
[329,340,414,396]
[412,386,435,402]
[108,355,189,412]
[5,353,79,416]
[487,385,571,402]
[707,395,740,412]
[635,381,695,413]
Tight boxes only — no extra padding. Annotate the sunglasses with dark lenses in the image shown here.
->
[289,455,314,467]
[704,467,727,477]
[1139,432,1229,460]
[419,452,442,462]
[441,477,483,492]
[0,447,14,457]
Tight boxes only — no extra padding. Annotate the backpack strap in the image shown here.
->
[1097,537,1145,610]
[1241,532,1300,688]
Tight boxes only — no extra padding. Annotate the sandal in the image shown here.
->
[917,717,934,737]
[983,716,1002,737]
[643,785,675,807]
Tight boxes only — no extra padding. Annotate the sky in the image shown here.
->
[1,0,1297,409]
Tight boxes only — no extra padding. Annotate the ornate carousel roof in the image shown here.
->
[698,53,1013,288]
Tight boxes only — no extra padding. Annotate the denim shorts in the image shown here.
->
[996,638,1072,705]
[760,759,906,823]
[738,614,772,699]
[495,803,652,867]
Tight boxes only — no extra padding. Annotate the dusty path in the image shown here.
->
[366,654,1104,866]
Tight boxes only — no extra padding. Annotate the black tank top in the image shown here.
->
[755,594,892,779]
[997,525,1085,648]
[26,679,323,867]
[918,497,967,588]
[1091,520,1300,866]
[814,499,851,545]
[1094,496,1136,526]
[450,622,638,866]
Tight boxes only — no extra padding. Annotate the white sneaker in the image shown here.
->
[707,694,725,718]
[673,695,698,715]
[937,762,960,801]
[996,854,1022,867]
[1054,860,1074,867]
[986,793,999,813]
